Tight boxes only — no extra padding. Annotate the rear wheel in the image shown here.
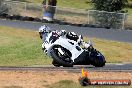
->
[51,46,73,67]
[94,58,105,67]
[89,50,106,67]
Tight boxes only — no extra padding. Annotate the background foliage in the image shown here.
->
[91,0,128,12]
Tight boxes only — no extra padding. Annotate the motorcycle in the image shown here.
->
[42,32,106,67]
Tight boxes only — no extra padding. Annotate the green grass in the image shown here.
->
[16,0,92,9]
[13,0,132,14]
[0,26,51,66]
[24,0,132,13]
[0,26,132,66]
[46,80,132,88]
[83,38,132,63]
[57,0,91,10]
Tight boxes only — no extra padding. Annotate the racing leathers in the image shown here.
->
[39,25,91,51]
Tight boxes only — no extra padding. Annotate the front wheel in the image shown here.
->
[52,60,60,67]
[51,46,73,67]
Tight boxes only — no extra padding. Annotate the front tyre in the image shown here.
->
[51,46,73,67]
[52,60,60,67]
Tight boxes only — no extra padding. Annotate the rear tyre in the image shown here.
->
[94,58,105,67]
[89,50,106,67]
[51,46,73,67]
[93,52,106,67]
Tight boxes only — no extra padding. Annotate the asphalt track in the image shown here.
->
[0,19,132,71]
[0,63,132,72]
[0,19,132,43]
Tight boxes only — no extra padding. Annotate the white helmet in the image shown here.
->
[39,25,51,33]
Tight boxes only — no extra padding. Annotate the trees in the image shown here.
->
[89,0,128,29]
[91,0,128,12]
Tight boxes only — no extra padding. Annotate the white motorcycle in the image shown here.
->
[42,31,106,67]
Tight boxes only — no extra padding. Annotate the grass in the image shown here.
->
[0,26,132,66]
[83,38,132,63]
[0,26,51,66]
[57,0,91,10]
[12,0,132,14]
[12,0,92,10]
[22,0,132,13]
[46,80,132,88]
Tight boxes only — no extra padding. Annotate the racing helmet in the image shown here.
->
[66,32,79,41]
[39,25,51,33]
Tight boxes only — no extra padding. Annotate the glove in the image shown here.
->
[83,42,90,49]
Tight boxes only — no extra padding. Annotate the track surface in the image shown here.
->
[0,19,132,43]
[0,19,132,71]
[0,63,132,72]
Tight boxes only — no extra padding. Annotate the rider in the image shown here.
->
[39,25,51,43]
[39,25,61,51]
[39,25,59,43]
[39,25,90,50]
[59,30,90,49]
